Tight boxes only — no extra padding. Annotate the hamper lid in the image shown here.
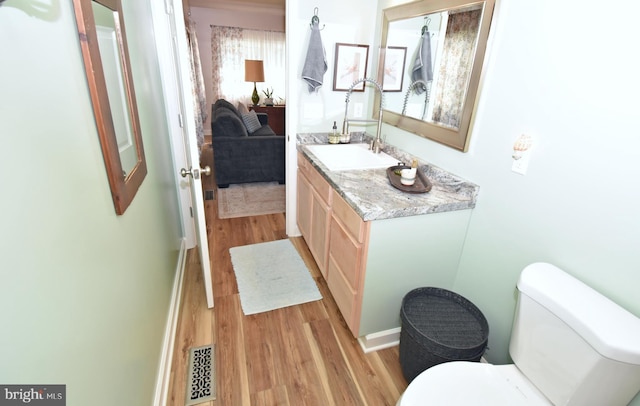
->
[401,287,489,350]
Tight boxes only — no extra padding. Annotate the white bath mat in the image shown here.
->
[229,239,322,315]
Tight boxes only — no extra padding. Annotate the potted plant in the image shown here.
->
[262,87,274,106]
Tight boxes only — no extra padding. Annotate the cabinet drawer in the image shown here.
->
[327,257,358,333]
[297,151,311,176]
[298,153,332,204]
[329,217,361,290]
[331,190,365,243]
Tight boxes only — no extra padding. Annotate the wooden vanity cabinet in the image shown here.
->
[297,152,473,340]
[296,153,332,277]
[297,152,370,336]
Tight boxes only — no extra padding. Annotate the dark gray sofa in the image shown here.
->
[211,99,285,188]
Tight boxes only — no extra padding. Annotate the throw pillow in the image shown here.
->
[241,110,262,133]
[237,102,249,115]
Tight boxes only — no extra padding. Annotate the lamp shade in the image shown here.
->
[244,60,265,82]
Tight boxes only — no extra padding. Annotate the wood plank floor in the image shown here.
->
[166,145,408,405]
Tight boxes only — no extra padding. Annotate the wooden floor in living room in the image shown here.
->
[166,143,408,405]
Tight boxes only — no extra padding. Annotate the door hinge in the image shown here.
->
[178,113,184,128]
[190,206,193,218]
[164,0,173,15]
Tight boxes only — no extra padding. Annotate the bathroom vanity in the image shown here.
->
[296,140,479,340]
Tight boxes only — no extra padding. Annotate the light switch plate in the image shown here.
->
[511,134,533,175]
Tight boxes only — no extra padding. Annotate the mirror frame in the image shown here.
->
[73,0,146,215]
[375,0,495,152]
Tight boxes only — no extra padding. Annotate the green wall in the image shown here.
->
[0,1,182,405]
[376,0,640,362]
[373,1,640,402]
[290,0,640,403]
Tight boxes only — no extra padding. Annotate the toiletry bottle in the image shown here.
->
[329,121,339,144]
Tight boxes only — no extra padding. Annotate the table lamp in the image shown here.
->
[244,60,265,106]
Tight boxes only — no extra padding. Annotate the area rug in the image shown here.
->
[217,182,285,219]
[185,344,216,405]
[229,239,322,315]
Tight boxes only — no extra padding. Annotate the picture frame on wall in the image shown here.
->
[333,43,369,92]
[382,46,407,92]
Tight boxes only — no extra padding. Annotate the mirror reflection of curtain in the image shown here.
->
[431,8,481,128]
[188,19,207,149]
[210,25,286,106]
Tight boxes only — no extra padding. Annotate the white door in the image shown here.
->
[179,154,214,309]
[151,0,214,308]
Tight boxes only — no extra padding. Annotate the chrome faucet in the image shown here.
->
[342,78,384,153]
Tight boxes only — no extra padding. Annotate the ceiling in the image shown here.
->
[188,0,285,9]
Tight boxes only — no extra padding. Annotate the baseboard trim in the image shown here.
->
[153,239,188,406]
[357,327,493,369]
[358,327,401,353]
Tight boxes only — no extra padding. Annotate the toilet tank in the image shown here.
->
[509,263,640,406]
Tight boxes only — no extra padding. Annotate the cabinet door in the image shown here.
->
[297,169,330,277]
[310,192,330,276]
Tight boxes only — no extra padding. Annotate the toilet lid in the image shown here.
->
[399,362,551,406]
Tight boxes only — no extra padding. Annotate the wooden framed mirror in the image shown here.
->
[375,0,495,152]
[73,0,146,214]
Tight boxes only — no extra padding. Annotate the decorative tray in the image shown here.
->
[386,165,433,194]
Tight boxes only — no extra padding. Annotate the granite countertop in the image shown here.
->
[297,133,479,221]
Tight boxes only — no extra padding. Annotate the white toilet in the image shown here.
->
[398,262,640,405]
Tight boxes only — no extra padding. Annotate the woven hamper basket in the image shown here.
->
[399,287,489,382]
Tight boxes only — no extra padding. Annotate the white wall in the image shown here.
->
[287,2,379,134]
[285,0,381,234]
[0,1,182,404]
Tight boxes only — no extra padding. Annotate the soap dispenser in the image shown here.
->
[329,121,339,144]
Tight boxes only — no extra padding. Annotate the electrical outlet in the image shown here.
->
[512,152,531,175]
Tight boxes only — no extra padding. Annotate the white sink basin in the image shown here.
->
[305,143,399,171]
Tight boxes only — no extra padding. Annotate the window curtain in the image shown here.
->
[187,18,207,149]
[210,26,286,106]
[431,8,481,128]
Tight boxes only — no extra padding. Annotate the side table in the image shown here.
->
[251,105,286,135]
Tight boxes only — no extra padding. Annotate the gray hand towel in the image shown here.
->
[301,22,327,93]
[411,33,434,95]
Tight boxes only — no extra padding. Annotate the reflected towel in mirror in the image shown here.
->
[411,32,433,95]
[301,22,327,93]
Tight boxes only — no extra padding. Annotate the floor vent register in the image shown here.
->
[185,344,216,405]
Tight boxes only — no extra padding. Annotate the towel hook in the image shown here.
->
[310,7,325,30]
[421,16,431,36]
